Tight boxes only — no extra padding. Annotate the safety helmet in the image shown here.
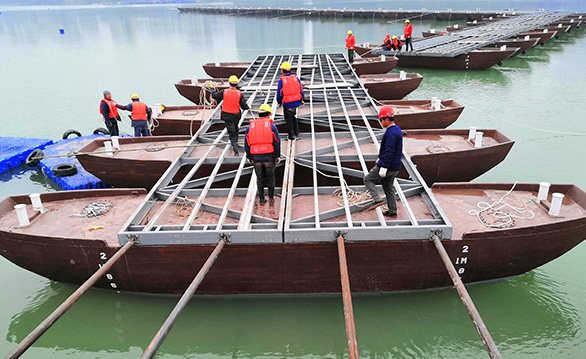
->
[281,62,291,71]
[131,93,140,100]
[228,75,239,84]
[392,35,397,39]
[258,104,272,115]
[405,19,410,23]
[386,34,390,38]
[347,30,353,35]
[378,106,395,120]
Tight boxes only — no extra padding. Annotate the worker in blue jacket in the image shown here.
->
[364,106,403,217]
[276,61,305,141]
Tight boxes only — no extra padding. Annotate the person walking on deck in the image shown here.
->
[346,30,356,63]
[391,35,403,51]
[211,75,250,156]
[99,90,123,137]
[119,93,152,137]
[277,62,305,141]
[245,104,281,204]
[364,106,403,217]
[404,19,414,51]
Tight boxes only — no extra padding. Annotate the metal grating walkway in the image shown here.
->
[118,54,452,245]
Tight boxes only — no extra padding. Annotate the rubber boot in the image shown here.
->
[268,186,275,203]
[258,186,266,203]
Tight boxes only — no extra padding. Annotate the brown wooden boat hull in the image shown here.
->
[517,31,555,45]
[493,38,539,54]
[202,62,249,78]
[354,44,379,58]
[379,99,464,130]
[175,80,229,105]
[360,74,423,100]
[0,185,584,294]
[351,57,398,75]
[396,49,517,70]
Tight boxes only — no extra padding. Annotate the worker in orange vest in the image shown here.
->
[99,90,124,136]
[276,62,305,141]
[119,93,152,137]
[404,19,413,51]
[346,29,356,63]
[211,75,250,156]
[391,35,403,51]
[382,34,392,50]
[245,104,281,204]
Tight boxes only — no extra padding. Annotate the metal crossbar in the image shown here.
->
[117,53,452,246]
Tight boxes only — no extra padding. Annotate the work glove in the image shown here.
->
[379,167,388,178]
[247,159,253,165]
[276,157,281,165]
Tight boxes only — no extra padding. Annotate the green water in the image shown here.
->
[0,3,585,358]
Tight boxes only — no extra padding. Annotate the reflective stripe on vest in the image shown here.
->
[222,88,242,114]
[131,102,148,120]
[247,118,274,155]
[280,75,302,104]
[100,99,119,119]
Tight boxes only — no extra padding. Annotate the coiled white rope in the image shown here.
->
[467,181,535,228]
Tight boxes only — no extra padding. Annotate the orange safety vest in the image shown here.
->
[280,75,302,104]
[404,24,413,38]
[392,38,403,47]
[100,99,119,119]
[247,118,275,155]
[346,35,355,49]
[131,102,148,120]
[222,87,242,114]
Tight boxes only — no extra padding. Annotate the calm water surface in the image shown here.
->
[0,1,585,358]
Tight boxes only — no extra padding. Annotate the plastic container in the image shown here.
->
[474,131,484,148]
[14,204,29,226]
[537,182,550,202]
[399,71,406,80]
[104,141,113,157]
[549,193,564,216]
[29,193,43,211]
[468,126,477,141]
[111,136,120,149]
[500,45,507,51]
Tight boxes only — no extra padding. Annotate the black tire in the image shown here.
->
[52,164,78,177]
[25,149,44,167]
[93,127,110,135]
[497,61,503,66]
[62,129,82,139]
[521,50,526,55]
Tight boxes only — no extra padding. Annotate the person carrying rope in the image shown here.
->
[364,106,403,217]
[404,19,414,52]
[119,93,152,137]
[210,75,250,156]
[245,104,281,204]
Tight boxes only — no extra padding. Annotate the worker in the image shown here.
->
[119,93,152,137]
[364,106,403,217]
[391,35,403,51]
[346,29,356,63]
[404,19,414,51]
[99,90,123,137]
[245,104,281,204]
[211,75,250,156]
[382,34,392,50]
[276,61,305,141]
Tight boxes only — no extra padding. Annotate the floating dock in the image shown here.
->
[38,135,112,191]
[0,137,53,174]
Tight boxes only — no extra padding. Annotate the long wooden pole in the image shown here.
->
[431,234,502,359]
[5,240,134,359]
[141,239,226,359]
[337,235,360,359]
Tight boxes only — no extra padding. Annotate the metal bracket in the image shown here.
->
[430,228,443,241]
[220,233,232,244]
[127,234,140,245]
[334,231,348,241]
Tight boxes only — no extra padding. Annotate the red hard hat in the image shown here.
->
[378,106,395,119]
[386,34,390,37]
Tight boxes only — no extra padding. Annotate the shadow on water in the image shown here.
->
[6,269,583,357]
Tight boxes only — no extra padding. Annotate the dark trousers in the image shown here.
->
[133,125,149,137]
[364,165,399,214]
[253,159,276,199]
[222,116,240,153]
[283,106,300,140]
[347,49,354,63]
[105,118,120,137]
[391,44,402,51]
[404,37,413,51]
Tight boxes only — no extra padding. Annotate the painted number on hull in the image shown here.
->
[456,246,470,275]
[98,252,119,291]
[100,252,107,260]
[462,245,469,253]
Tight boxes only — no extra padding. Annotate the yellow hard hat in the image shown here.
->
[258,104,272,114]
[281,61,291,71]
[392,35,397,39]
[228,75,239,84]
[131,93,139,100]
[405,19,410,23]
[347,30,352,35]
